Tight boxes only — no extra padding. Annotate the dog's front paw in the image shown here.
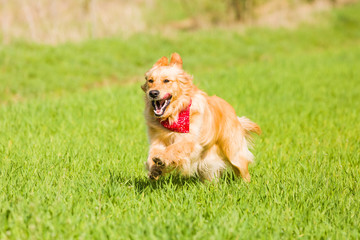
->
[152,157,165,167]
[147,157,166,180]
[148,165,163,180]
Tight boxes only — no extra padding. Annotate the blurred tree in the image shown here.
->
[229,0,256,21]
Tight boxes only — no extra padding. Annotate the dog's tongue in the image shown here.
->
[162,93,171,100]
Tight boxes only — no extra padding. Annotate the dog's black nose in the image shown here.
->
[149,90,160,98]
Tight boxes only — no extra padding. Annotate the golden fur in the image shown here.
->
[142,53,260,182]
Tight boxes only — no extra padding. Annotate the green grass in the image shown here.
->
[1,3,360,239]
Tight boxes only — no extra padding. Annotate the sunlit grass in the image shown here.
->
[0,3,359,239]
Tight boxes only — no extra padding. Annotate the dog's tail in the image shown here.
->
[237,116,261,139]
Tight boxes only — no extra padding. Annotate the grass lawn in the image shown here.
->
[0,3,359,239]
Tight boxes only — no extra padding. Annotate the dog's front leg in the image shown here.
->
[146,136,202,179]
[156,136,202,170]
[146,141,167,180]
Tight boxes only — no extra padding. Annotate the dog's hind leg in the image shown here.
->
[229,153,252,183]
[221,132,254,182]
[197,145,226,182]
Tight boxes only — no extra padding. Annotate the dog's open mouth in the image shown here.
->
[152,95,172,117]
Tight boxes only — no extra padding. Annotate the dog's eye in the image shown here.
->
[163,79,170,83]
[148,79,154,83]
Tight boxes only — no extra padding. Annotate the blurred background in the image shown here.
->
[0,0,357,44]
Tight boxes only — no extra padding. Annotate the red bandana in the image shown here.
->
[160,100,191,133]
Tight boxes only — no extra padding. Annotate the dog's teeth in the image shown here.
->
[159,99,169,111]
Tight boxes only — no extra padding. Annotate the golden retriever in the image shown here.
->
[141,53,260,182]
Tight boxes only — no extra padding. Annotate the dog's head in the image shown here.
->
[142,53,193,118]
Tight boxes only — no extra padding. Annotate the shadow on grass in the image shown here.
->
[108,170,201,193]
[108,170,241,194]
[133,175,201,193]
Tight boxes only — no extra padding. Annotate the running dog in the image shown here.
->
[142,53,260,181]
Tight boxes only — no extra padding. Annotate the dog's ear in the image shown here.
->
[141,76,148,92]
[170,52,183,68]
[141,83,147,92]
[153,56,168,67]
